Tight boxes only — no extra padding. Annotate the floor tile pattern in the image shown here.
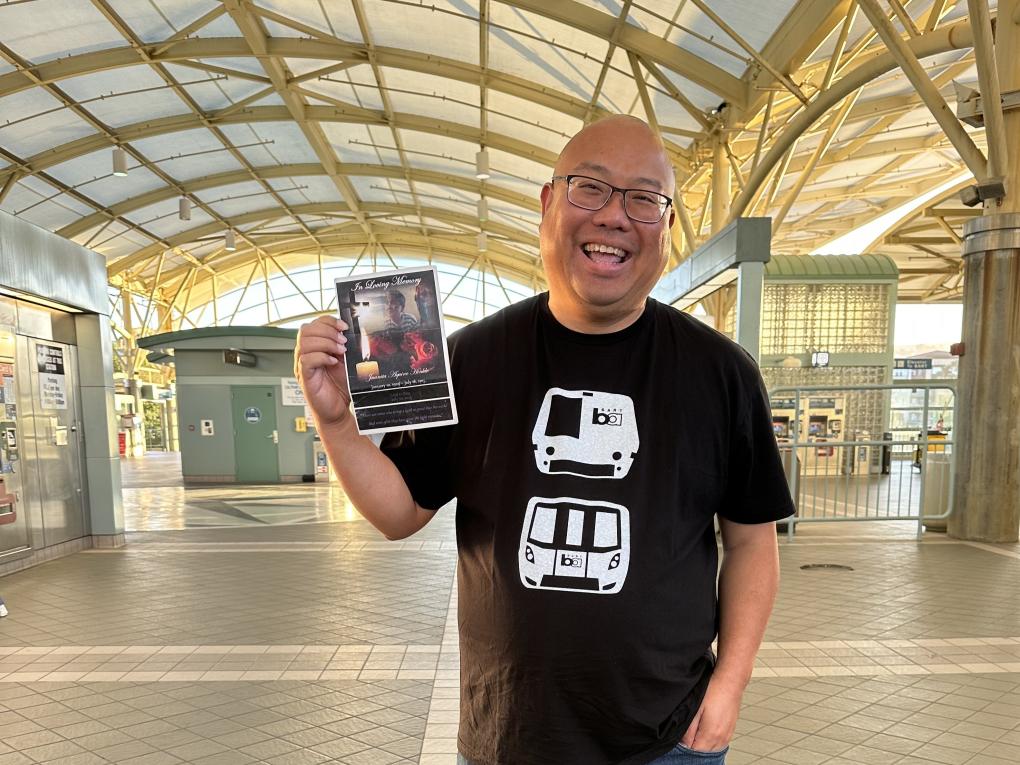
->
[0,453,1016,764]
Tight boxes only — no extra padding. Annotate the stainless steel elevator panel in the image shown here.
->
[0,324,29,557]
[16,338,86,546]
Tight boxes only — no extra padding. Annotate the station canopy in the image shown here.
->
[0,0,993,341]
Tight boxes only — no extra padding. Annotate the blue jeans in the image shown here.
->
[456,742,728,765]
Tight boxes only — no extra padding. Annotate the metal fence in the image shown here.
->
[768,383,955,538]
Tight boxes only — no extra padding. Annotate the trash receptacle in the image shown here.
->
[922,453,951,532]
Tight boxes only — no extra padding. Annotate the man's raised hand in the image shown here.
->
[295,316,352,429]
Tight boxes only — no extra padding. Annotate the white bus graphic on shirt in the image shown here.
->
[519,497,630,595]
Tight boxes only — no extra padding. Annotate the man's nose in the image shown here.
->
[591,190,631,227]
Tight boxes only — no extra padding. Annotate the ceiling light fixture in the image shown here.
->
[477,197,488,222]
[225,229,236,251]
[179,197,191,221]
[477,231,487,251]
[475,149,490,180]
[112,147,128,177]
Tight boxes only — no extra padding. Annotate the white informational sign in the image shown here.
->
[281,377,306,407]
[37,344,67,410]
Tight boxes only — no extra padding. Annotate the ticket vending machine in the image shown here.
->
[770,396,845,475]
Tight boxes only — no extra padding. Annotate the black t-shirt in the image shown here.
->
[382,294,794,765]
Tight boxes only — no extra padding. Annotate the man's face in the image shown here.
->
[539,119,675,323]
[386,295,402,321]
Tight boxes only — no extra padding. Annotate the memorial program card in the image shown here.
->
[335,267,458,435]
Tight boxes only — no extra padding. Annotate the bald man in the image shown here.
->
[295,116,792,765]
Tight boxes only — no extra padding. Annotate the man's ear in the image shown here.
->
[540,183,553,221]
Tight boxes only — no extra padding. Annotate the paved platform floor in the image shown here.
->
[0,453,1018,764]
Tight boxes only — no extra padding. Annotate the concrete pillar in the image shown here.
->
[735,262,765,363]
[949,1,1020,542]
[74,313,125,546]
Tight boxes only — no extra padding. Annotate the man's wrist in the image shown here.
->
[316,409,359,440]
[711,661,753,691]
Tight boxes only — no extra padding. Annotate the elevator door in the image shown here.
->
[18,338,86,546]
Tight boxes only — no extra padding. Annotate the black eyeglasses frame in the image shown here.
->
[550,174,673,223]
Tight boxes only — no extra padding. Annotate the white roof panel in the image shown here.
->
[189,11,243,38]
[218,122,319,165]
[3,177,91,228]
[58,66,189,128]
[269,175,344,205]
[101,0,220,43]
[367,1,479,64]
[2,0,122,61]
[0,102,96,159]
[74,162,168,207]
[46,148,126,189]
[164,63,275,112]
[125,197,216,241]
[302,76,385,113]
[487,9,607,101]
[328,123,396,165]
[321,0,366,42]
[128,129,247,182]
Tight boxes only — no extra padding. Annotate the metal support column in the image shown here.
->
[735,261,764,362]
[948,0,1020,542]
[948,215,1020,541]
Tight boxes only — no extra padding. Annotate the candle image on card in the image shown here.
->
[354,330,380,381]
[335,266,457,435]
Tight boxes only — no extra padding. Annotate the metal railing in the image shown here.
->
[768,383,956,539]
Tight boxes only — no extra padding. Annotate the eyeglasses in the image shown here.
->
[551,175,672,223]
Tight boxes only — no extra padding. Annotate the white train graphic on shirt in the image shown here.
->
[531,388,639,479]
[518,496,631,594]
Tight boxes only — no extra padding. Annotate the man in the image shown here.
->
[384,288,419,330]
[296,115,793,765]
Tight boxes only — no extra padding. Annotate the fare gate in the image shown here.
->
[769,383,955,539]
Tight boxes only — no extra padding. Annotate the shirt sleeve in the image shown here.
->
[380,423,456,512]
[719,362,796,524]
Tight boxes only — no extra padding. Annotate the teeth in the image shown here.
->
[582,243,626,263]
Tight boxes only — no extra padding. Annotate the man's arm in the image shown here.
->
[318,417,436,540]
[681,518,780,751]
[296,315,436,540]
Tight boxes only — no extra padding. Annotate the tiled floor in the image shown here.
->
[0,452,1018,764]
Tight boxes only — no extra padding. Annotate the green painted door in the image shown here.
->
[231,386,279,483]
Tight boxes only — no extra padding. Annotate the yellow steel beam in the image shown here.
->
[0,106,562,190]
[59,163,540,240]
[499,0,745,107]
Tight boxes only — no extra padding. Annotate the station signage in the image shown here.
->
[894,358,933,370]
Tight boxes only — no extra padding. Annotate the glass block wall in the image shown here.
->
[760,283,891,355]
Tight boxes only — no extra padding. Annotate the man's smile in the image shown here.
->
[581,242,630,265]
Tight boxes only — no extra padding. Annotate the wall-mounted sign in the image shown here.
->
[281,378,305,407]
[37,344,67,409]
[894,358,933,370]
[243,407,261,424]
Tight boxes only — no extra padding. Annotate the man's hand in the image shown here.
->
[295,316,351,428]
[680,674,743,752]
